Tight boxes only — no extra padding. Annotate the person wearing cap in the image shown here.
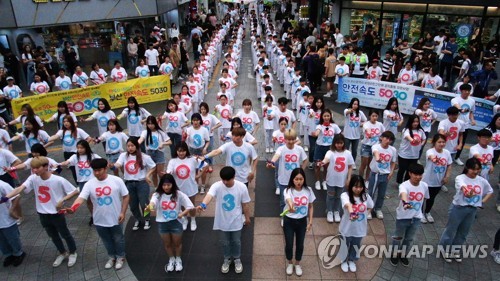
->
[1,156,79,268]
[2,77,22,133]
[63,158,129,270]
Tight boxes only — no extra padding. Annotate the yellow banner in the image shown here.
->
[12,76,171,122]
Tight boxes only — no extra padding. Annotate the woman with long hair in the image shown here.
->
[139,116,171,187]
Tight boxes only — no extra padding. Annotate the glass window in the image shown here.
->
[487,7,500,17]
[424,15,482,49]
[482,17,499,45]
[343,1,381,10]
[382,2,426,13]
[428,5,483,16]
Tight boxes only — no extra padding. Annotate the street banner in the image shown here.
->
[12,75,171,122]
[338,77,494,130]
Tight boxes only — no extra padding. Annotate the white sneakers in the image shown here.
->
[454,158,464,166]
[132,221,140,231]
[324,92,332,98]
[322,181,327,190]
[265,148,270,153]
[175,257,183,272]
[376,210,384,219]
[304,146,308,152]
[326,211,334,223]
[294,265,303,276]
[115,258,125,270]
[221,258,231,273]
[341,261,356,272]
[53,253,77,267]
[352,165,357,170]
[53,253,67,267]
[105,258,115,269]
[425,213,435,223]
[234,258,243,273]
[165,258,175,272]
[315,181,321,190]
[182,217,188,231]
[334,211,341,223]
[275,187,280,195]
[190,218,197,231]
[104,257,125,270]
[286,263,294,275]
[144,220,151,230]
[367,212,372,220]
[441,185,449,192]
[348,261,357,272]
[68,253,77,267]
[200,185,206,194]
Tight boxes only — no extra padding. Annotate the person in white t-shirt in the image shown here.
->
[145,173,194,272]
[343,98,366,168]
[339,175,374,273]
[318,134,354,223]
[468,129,494,180]
[135,58,150,78]
[111,138,156,231]
[196,166,251,274]
[63,158,129,270]
[80,98,116,140]
[0,180,25,267]
[55,69,72,91]
[367,131,397,220]
[366,60,383,81]
[263,95,279,153]
[89,63,108,85]
[390,164,429,267]
[110,61,128,82]
[421,66,442,90]
[281,168,315,277]
[96,119,128,177]
[438,107,465,160]
[451,83,476,165]
[414,97,437,159]
[144,43,160,76]
[2,157,79,267]
[359,109,386,182]
[397,115,426,184]
[439,158,493,262]
[397,62,417,85]
[30,73,50,94]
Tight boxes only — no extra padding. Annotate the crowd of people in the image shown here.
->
[0,2,499,279]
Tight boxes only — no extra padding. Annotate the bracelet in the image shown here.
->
[200,202,207,210]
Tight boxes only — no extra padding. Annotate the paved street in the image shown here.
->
[0,23,499,281]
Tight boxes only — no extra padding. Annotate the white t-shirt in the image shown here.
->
[19,130,50,153]
[208,180,251,231]
[361,122,386,146]
[166,157,206,197]
[488,128,500,151]
[111,67,128,82]
[145,49,159,66]
[186,81,202,102]
[415,109,436,132]
[51,112,77,129]
[89,69,108,84]
[422,74,442,89]
[150,191,194,223]
[99,131,128,154]
[23,174,77,214]
[343,110,367,140]
[275,145,307,185]
[315,123,341,146]
[324,150,355,187]
[452,174,493,208]
[396,180,429,220]
[383,110,403,135]
[297,100,311,123]
[334,64,350,84]
[339,192,374,237]
[218,142,258,183]
[67,153,101,183]
[283,186,316,219]
[185,126,209,149]
[116,153,156,181]
[71,72,89,87]
[79,175,129,227]
[236,110,261,133]
[276,109,296,130]
[2,85,22,99]
[438,119,465,154]
[162,111,187,135]
[366,66,383,80]
[30,81,50,94]
[120,107,151,137]
[0,182,17,228]
[160,62,174,75]
[262,105,279,130]
[135,65,150,78]
[55,128,90,153]
[369,144,397,174]
[201,113,221,137]
[140,130,170,151]
[398,68,417,85]
[451,96,475,129]
[15,115,44,131]
[55,76,72,90]
[423,148,452,187]
[0,129,10,150]
[91,110,116,136]
[215,104,233,129]
[469,144,494,179]
[398,129,426,159]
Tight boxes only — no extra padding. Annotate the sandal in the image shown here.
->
[207,166,213,173]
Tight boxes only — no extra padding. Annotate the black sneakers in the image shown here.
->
[400,256,409,267]
[4,252,26,267]
[390,256,399,266]
[3,255,15,267]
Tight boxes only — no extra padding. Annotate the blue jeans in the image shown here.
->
[283,216,307,261]
[125,180,150,222]
[308,135,317,163]
[220,230,241,259]
[345,236,363,262]
[392,218,421,255]
[167,133,182,158]
[206,136,214,165]
[368,173,389,211]
[439,204,477,253]
[0,224,23,256]
[95,225,125,259]
[39,213,77,254]
[326,185,343,213]
[344,138,360,162]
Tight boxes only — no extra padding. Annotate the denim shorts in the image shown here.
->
[107,153,120,164]
[189,147,204,156]
[360,144,373,158]
[158,220,183,234]
[147,149,166,164]
[314,145,330,161]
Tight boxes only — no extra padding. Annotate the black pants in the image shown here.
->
[308,136,317,163]
[148,65,159,76]
[494,228,500,250]
[423,186,441,213]
[63,152,77,184]
[397,156,418,184]
[455,129,469,159]
[39,213,77,254]
[418,132,430,159]
[439,61,452,83]
[0,173,15,187]
[493,150,500,167]
[283,216,307,261]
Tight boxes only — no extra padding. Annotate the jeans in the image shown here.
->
[220,230,241,259]
[455,129,469,159]
[39,213,77,254]
[308,135,317,163]
[265,129,273,149]
[283,216,307,261]
[344,138,359,162]
[345,236,363,262]
[64,152,77,184]
[439,204,477,253]
[368,173,389,211]
[392,218,421,255]
[279,183,287,210]
[0,224,23,256]
[326,185,343,213]
[148,65,159,76]
[129,56,137,71]
[125,180,150,221]
[95,225,125,259]
[396,156,418,184]
[439,61,452,83]
[206,136,214,165]
[167,132,182,158]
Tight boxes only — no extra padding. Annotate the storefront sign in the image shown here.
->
[338,77,493,130]
[12,75,171,122]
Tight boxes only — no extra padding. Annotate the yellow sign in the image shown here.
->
[12,76,171,122]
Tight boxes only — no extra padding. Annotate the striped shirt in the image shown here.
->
[381,59,394,76]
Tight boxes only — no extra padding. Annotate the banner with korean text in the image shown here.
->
[338,77,494,130]
[12,76,171,122]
